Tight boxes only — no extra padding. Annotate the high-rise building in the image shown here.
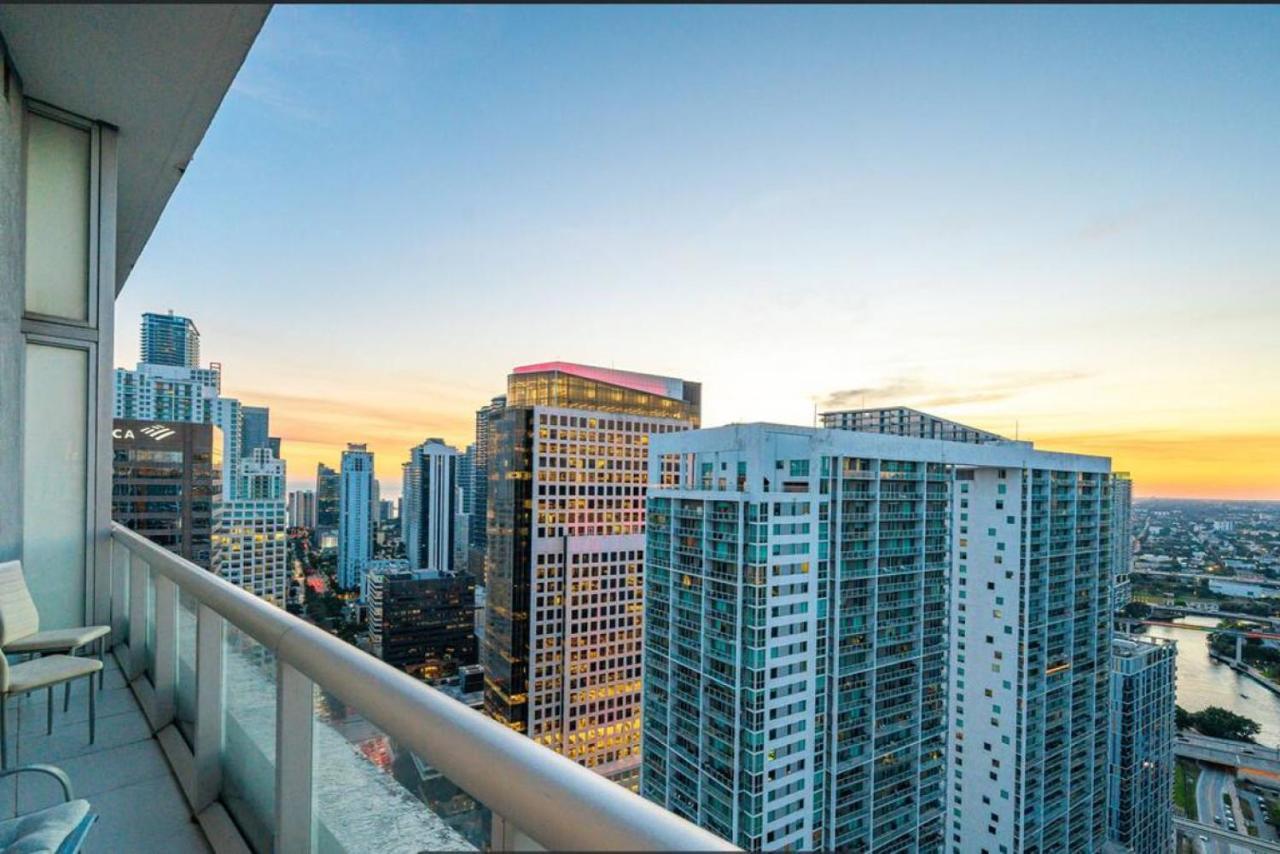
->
[115,360,244,497]
[482,362,700,788]
[378,499,396,523]
[338,443,375,591]
[403,439,460,573]
[1112,473,1134,610]
[216,448,288,604]
[315,462,340,547]
[641,419,1117,851]
[366,564,478,676]
[112,419,222,571]
[140,310,200,368]
[458,443,476,516]
[241,405,270,457]
[1108,636,1176,854]
[114,361,221,422]
[471,396,506,551]
[288,489,317,529]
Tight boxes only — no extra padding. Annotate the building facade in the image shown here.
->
[458,443,476,516]
[315,462,340,548]
[240,405,270,458]
[140,310,200,368]
[821,406,1005,445]
[482,363,700,787]
[112,419,222,571]
[288,489,316,529]
[471,396,506,552]
[366,564,478,676]
[1108,635,1176,854]
[215,448,288,604]
[1112,473,1134,610]
[403,439,460,573]
[338,444,375,591]
[641,421,1116,852]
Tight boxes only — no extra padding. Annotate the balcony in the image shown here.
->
[5,523,735,852]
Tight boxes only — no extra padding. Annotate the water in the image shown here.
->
[1143,615,1280,748]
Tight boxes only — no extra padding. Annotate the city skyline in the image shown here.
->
[112,5,1280,500]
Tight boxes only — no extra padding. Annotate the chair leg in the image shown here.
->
[2,693,8,769]
[88,675,95,745]
[64,646,77,712]
[99,637,106,691]
[47,686,53,735]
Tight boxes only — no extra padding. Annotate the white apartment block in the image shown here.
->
[402,438,459,573]
[215,448,288,605]
[642,420,1117,852]
[288,489,317,529]
[114,361,244,497]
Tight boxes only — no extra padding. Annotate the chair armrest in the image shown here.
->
[0,764,73,800]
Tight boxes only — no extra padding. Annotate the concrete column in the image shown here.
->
[1237,634,1245,666]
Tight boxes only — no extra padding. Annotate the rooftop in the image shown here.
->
[512,361,690,400]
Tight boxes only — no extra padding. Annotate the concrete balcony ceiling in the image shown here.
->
[0,4,269,290]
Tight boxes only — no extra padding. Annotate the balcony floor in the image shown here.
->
[0,653,210,852]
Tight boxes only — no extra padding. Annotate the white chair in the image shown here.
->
[0,765,96,852]
[0,561,111,712]
[0,650,102,768]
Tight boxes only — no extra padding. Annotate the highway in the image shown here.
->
[1178,817,1280,854]
[1177,733,1280,778]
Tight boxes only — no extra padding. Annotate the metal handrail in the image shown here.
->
[111,523,737,852]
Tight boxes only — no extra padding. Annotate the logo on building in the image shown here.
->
[137,424,176,441]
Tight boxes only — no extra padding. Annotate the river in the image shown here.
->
[1142,615,1280,748]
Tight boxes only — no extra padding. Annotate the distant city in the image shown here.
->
[108,308,1280,853]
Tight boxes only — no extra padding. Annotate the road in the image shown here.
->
[1198,765,1245,837]
[1178,818,1280,854]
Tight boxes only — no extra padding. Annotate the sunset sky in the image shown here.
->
[114,6,1280,500]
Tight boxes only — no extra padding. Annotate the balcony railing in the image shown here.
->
[109,522,736,852]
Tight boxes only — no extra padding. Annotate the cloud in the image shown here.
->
[821,370,1091,410]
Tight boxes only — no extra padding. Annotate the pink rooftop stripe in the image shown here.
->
[513,361,679,398]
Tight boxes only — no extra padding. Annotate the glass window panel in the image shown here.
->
[144,566,156,684]
[21,342,87,628]
[24,112,90,321]
[176,590,198,746]
[222,625,277,852]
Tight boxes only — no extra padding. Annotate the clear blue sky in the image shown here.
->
[115,5,1280,498]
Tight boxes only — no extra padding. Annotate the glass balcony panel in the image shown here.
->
[176,590,198,745]
[145,565,157,684]
[222,624,277,852]
[311,686,486,852]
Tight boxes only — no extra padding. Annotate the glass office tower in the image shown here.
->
[482,362,700,787]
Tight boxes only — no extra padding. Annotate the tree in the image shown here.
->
[1181,706,1261,743]
[1122,601,1153,620]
